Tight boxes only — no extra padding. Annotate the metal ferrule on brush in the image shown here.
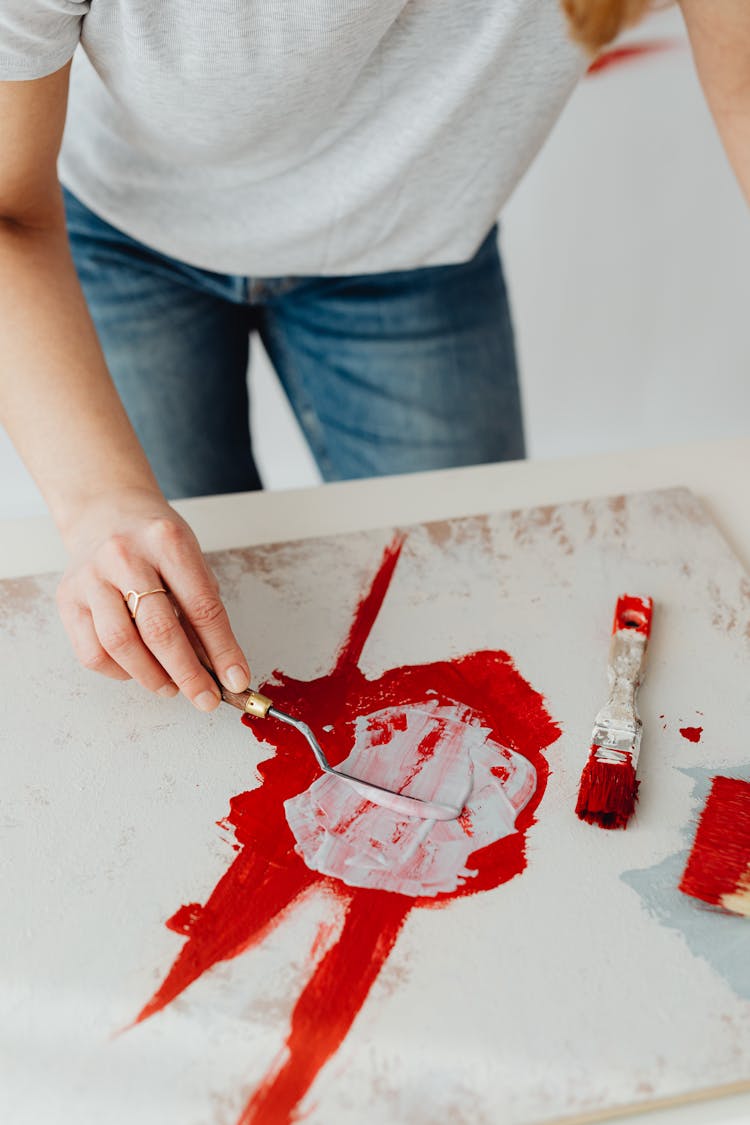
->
[590,627,648,764]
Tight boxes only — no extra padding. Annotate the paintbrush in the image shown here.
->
[575,594,654,829]
[679,776,750,916]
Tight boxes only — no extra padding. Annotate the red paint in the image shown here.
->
[575,747,639,830]
[458,808,474,837]
[679,776,750,910]
[679,726,703,744]
[165,903,202,936]
[613,594,653,637]
[134,536,561,1122]
[367,710,407,745]
[240,892,410,1125]
[587,40,677,77]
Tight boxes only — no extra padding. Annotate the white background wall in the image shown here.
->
[1,7,748,518]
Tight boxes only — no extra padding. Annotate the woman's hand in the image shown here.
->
[56,487,250,710]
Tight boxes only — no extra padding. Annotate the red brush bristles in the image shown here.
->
[679,776,750,915]
[575,747,639,829]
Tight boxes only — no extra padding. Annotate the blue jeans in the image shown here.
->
[64,187,524,499]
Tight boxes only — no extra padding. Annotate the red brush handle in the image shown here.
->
[613,594,653,637]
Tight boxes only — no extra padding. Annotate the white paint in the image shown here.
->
[284,699,536,896]
[273,708,462,820]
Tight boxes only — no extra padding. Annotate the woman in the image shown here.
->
[0,0,747,711]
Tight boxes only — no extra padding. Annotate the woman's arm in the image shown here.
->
[680,0,750,205]
[0,66,251,708]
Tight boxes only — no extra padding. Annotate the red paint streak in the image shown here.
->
[576,746,639,830]
[587,40,677,77]
[239,892,410,1125]
[679,726,703,744]
[613,594,653,637]
[396,720,446,791]
[333,535,404,676]
[679,777,750,910]
[307,918,340,965]
[134,536,561,1122]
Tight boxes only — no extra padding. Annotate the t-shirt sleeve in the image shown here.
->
[0,1,89,81]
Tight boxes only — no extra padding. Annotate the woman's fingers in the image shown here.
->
[56,495,250,710]
[128,587,223,710]
[152,521,250,694]
[89,582,182,698]
[59,599,132,682]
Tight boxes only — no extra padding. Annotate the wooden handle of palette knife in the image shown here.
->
[174,604,252,712]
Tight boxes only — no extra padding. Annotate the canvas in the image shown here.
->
[1,486,748,1125]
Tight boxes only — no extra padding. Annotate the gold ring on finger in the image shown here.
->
[124,588,169,620]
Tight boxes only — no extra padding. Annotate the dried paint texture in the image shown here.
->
[285,699,538,896]
[134,537,561,1125]
[680,776,750,916]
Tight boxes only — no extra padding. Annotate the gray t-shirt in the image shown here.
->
[0,2,586,276]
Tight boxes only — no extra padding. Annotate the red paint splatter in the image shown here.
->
[679,776,750,912]
[576,747,639,830]
[133,536,561,1122]
[679,726,703,744]
[587,40,678,77]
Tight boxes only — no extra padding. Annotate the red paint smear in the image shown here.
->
[679,776,750,907]
[613,594,653,637]
[679,726,703,744]
[396,720,446,791]
[587,40,677,77]
[366,710,407,745]
[575,746,639,830]
[134,536,561,1123]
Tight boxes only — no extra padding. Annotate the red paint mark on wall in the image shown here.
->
[680,726,703,744]
[587,40,678,77]
[133,536,561,1123]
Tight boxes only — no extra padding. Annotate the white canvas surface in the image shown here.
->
[1,486,748,1125]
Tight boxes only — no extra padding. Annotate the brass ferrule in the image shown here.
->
[243,690,273,719]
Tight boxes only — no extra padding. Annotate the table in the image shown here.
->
[2,435,748,1125]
